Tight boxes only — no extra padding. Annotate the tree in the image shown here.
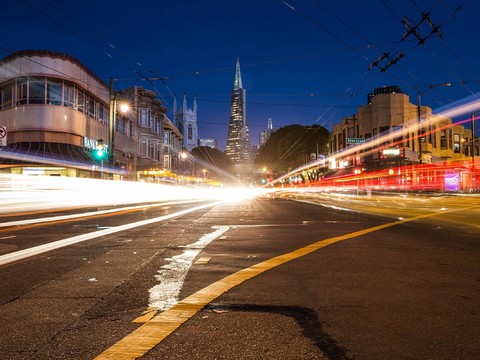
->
[255,124,329,175]
[191,147,236,184]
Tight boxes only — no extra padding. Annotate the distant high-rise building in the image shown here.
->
[259,118,274,146]
[225,58,251,180]
[174,95,198,151]
[200,139,217,149]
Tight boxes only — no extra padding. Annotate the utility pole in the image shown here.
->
[472,113,476,191]
[416,82,451,164]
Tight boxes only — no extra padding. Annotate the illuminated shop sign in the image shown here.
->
[382,148,400,156]
[444,173,459,192]
[380,147,404,158]
[84,137,108,152]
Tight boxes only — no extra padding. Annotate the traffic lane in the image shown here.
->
[123,198,388,359]
[72,198,384,360]
[0,207,221,359]
[0,200,214,256]
[0,201,219,305]
[146,198,479,360]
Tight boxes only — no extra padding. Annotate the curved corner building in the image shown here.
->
[0,50,131,178]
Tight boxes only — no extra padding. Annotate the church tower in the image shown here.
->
[225,58,252,181]
[173,95,198,152]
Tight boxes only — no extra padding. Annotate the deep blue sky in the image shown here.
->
[2,0,480,149]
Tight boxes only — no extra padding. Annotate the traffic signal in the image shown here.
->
[94,139,107,160]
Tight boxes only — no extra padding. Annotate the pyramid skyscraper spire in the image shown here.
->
[233,58,243,90]
[226,58,252,182]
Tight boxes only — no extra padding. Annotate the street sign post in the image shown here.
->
[0,126,7,146]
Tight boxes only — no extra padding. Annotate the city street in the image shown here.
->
[0,192,478,359]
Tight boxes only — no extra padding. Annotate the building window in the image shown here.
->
[164,155,171,169]
[140,108,148,127]
[16,77,28,105]
[64,82,74,108]
[47,79,63,105]
[188,123,193,140]
[118,117,126,134]
[379,126,389,135]
[129,121,134,138]
[86,96,95,118]
[98,104,104,123]
[149,140,154,158]
[77,89,85,113]
[1,82,13,109]
[139,138,147,156]
[440,129,447,150]
[150,113,156,131]
[29,77,45,104]
[453,134,460,153]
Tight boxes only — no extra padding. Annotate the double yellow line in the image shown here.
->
[95,206,473,359]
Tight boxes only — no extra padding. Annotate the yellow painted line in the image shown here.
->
[194,257,212,265]
[132,308,158,324]
[95,206,476,360]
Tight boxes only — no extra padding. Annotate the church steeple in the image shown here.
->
[233,58,243,90]
[175,94,199,152]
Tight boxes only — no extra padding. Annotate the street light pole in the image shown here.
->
[345,114,358,166]
[109,78,116,168]
[416,82,451,164]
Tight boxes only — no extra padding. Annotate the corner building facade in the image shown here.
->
[329,86,474,168]
[0,50,183,181]
[0,50,113,177]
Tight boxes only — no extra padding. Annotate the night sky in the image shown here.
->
[2,0,480,149]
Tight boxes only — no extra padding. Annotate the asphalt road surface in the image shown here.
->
[0,193,478,359]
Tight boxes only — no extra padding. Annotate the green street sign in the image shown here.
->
[346,138,365,144]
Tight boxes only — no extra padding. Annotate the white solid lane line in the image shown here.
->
[148,226,230,311]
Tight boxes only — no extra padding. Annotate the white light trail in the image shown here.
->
[0,200,206,228]
[271,92,480,184]
[0,174,265,214]
[0,201,227,266]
